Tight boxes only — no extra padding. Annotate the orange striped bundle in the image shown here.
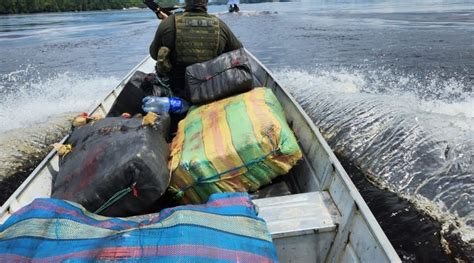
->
[169,88,302,204]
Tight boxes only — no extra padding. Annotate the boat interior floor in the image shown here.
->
[105,72,344,262]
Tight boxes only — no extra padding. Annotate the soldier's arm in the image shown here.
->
[220,20,243,52]
[149,28,161,60]
[149,15,175,60]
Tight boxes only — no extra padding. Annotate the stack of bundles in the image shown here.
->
[0,193,278,262]
[185,48,253,105]
[52,114,170,217]
[169,88,302,204]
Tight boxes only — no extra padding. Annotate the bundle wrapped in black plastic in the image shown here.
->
[185,48,253,105]
[52,115,171,217]
[107,71,168,117]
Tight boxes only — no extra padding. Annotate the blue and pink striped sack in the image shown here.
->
[0,193,278,262]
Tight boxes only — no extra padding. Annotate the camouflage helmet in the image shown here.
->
[185,0,208,9]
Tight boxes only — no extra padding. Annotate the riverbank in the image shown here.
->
[0,0,163,15]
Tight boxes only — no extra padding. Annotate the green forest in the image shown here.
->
[0,0,178,14]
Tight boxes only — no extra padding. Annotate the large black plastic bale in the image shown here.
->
[107,71,164,117]
[185,48,253,105]
[52,115,170,217]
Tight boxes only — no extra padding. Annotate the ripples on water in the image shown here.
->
[0,66,118,133]
[0,114,73,203]
[0,1,473,261]
[276,68,473,260]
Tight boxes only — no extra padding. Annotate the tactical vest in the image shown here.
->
[175,12,220,66]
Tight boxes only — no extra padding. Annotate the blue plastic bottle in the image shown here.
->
[142,96,190,114]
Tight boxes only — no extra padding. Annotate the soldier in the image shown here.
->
[149,0,243,101]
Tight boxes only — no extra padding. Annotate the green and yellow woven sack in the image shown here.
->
[169,88,302,204]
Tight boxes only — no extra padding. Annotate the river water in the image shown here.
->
[0,0,473,261]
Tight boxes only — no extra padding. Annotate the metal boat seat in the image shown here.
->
[254,191,340,262]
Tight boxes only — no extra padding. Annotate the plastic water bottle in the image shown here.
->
[142,96,190,114]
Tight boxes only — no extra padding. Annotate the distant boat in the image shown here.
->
[228,0,240,13]
[0,49,401,262]
[229,5,240,13]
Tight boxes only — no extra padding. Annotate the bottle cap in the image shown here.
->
[169,98,183,113]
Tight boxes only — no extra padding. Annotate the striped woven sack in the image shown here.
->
[169,87,302,204]
[0,193,278,262]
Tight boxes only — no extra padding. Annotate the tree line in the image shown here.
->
[211,0,293,4]
[0,0,177,14]
[0,0,290,14]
